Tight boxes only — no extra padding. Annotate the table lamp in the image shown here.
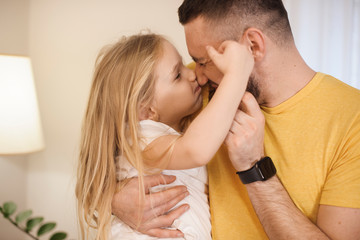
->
[0,55,44,155]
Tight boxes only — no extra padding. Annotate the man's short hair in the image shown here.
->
[178,0,293,46]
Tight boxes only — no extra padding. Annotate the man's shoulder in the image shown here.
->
[321,73,360,97]
[318,74,360,108]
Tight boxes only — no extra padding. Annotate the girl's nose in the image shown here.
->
[186,68,197,82]
[195,65,209,86]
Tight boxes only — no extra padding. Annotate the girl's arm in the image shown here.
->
[145,41,254,170]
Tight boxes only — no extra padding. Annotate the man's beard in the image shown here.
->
[246,74,260,101]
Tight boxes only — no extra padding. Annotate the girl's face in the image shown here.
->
[152,40,203,131]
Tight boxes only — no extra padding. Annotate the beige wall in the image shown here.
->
[0,157,28,240]
[26,0,187,239]
[1,0,187,239]
[0,0,29,55]
[0,0,29,239]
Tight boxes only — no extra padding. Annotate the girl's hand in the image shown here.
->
[206,41,254,79]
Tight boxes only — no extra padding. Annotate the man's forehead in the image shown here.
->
[185,29,207,48]
[184,17,214,58]
[186,35,222,63]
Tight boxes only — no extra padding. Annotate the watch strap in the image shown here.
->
[236,163,262,184]
[236,156,276,184]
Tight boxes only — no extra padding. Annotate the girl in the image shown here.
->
[76,33,253,240]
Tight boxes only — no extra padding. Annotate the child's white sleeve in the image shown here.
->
[139,120,180,146]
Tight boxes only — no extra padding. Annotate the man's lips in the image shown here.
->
[209,82,218,88]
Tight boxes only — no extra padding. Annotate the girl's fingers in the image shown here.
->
[206,45,220,62]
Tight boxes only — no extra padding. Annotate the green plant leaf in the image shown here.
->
[49,232,67,240]
[15,210,32,224]
[3,202,17,218]
[26,217,44,232]
[0,206,3,214]
[37,222,56,237]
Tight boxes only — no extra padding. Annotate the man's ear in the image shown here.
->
[241,28,266,61]
[139,104,159,121]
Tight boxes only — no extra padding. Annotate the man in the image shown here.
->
[112,0,360,239]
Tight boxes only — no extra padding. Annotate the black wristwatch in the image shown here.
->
[236,156,276,184]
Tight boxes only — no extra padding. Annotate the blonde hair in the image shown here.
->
[75,33,166,240]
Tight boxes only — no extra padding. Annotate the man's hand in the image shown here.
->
[225,92,265,171]
[111,174,189,238]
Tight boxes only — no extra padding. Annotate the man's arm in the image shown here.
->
[245,173,360,240]
[317,204,360,239]
[111,174,189,238]
[245,177,328,239]
[225,93,360,240]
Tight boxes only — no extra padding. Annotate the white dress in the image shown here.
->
[110,120,211,240]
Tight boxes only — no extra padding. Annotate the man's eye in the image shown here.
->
[175,72,181,79]
[199,61,210,67]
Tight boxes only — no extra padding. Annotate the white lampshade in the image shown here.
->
[0,55,44,155]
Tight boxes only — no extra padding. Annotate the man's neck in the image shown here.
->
[258,44,316,108]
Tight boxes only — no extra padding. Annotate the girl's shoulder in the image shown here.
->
[139,120,180,145]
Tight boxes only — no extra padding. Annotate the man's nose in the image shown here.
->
[195,64,209,86]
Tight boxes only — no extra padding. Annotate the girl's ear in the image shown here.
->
[139,104,159,121]
[240,27,266,61]
[147,107,159,121]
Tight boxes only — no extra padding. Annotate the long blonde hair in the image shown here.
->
[76,33,165,240]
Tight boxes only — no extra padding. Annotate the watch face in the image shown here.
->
[258,157,277,179]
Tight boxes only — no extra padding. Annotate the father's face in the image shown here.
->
[184,16,260,100]
[184,17,225,88]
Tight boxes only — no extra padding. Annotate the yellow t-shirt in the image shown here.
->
[206,73,360,239]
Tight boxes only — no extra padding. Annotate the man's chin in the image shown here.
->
[246,76,260,101]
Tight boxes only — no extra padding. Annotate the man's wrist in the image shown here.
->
[236,156,277,184]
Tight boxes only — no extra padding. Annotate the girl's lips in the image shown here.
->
[194,85,202,94]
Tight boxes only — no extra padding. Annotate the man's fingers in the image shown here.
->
[240,92,263,119]
[146,228,184,239]
[143,174,176,191]
[233,109,251,126]
[147,204,190,229]
[145,185,188,209]
[147,190,189,218]
[142,204,190,238]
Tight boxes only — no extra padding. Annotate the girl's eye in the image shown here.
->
[175,72,181,80]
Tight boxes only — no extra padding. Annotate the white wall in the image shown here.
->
[26,0,187,239]
[283,0,360,89]
[0,0,29,239]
